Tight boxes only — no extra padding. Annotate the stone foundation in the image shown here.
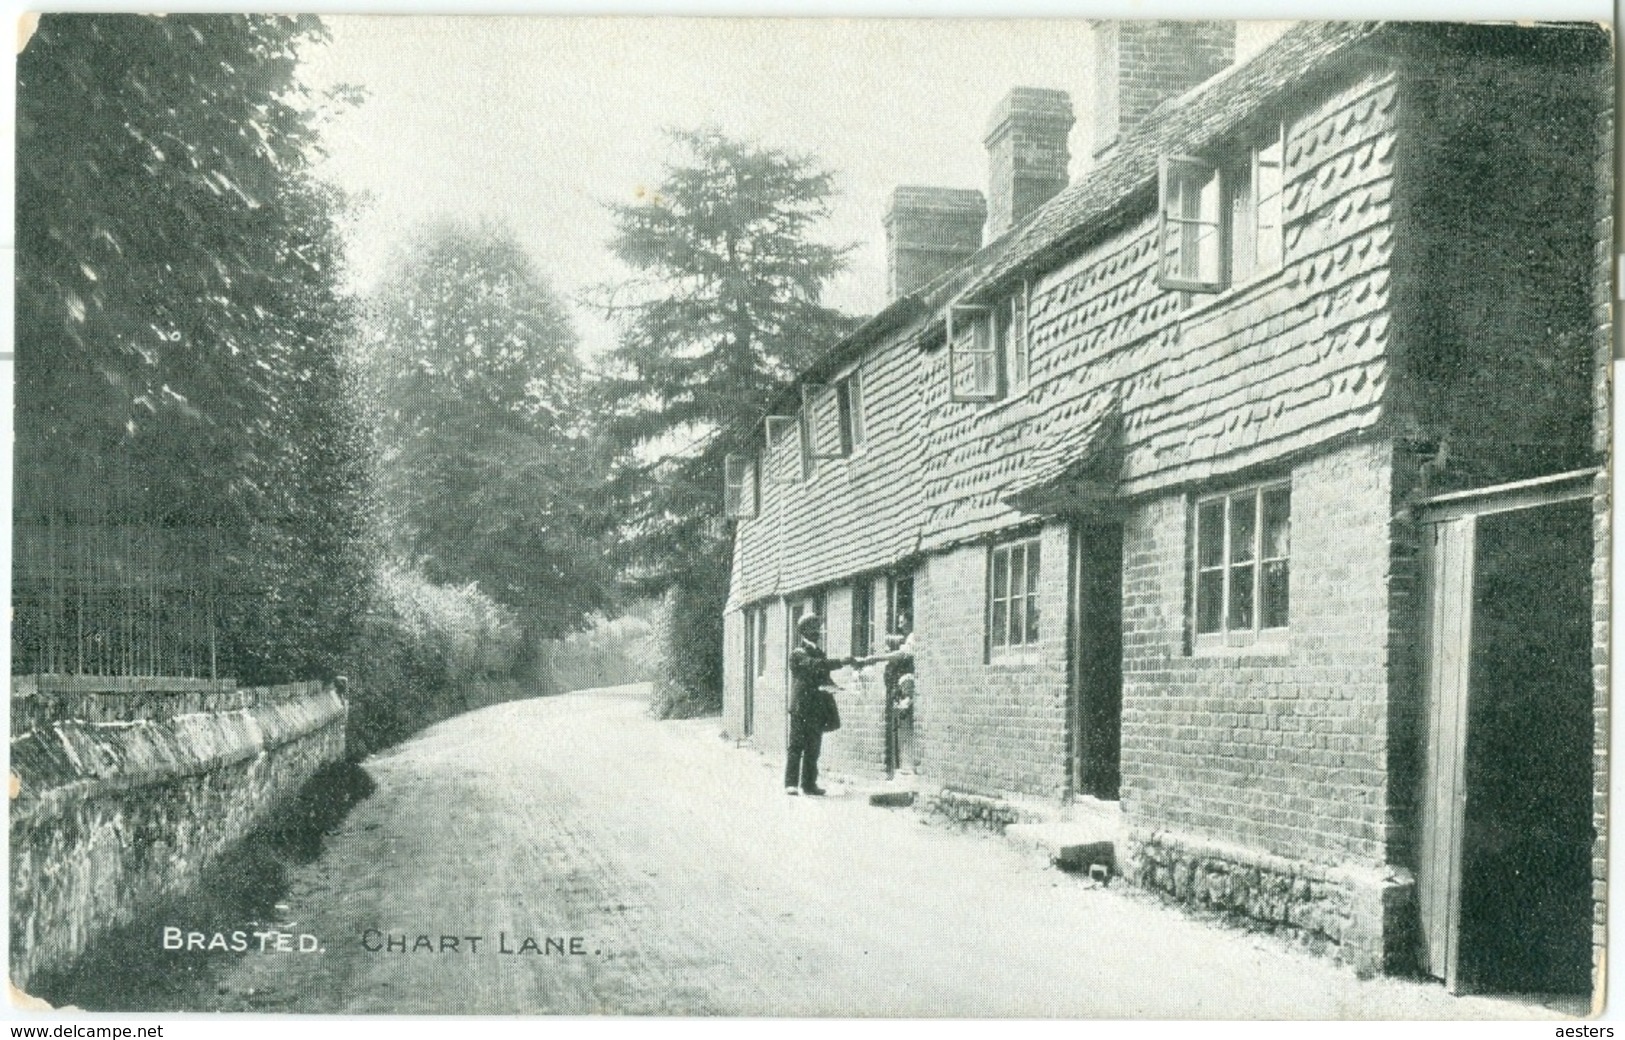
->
[1127,829,1416,975]
[920,788,1037,832]
[9,678,348,990]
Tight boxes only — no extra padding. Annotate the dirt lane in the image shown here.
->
[190,684,1574,1018]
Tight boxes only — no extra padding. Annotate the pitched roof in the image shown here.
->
[962,21,1390,302]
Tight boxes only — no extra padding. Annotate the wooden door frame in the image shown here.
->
[1414,467,1597,989]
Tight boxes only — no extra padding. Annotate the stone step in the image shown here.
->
[1005,822,1122,875]
[869,790,916,808]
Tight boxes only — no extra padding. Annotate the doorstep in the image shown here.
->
[1004,797,1126,875]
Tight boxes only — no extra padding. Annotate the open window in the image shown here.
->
[801,383,845,467]
[948,284,1029,403]
[1157,123,1286,294]
[835,371,865,455]
[723,453,759,520]
[764,415,801,483]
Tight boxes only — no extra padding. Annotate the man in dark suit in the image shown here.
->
[785,613,864,796]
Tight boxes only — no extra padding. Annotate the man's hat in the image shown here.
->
[797,614,822,638]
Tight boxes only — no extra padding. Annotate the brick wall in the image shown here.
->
[1395,35,1604,488]
[915,523,1072,799]
[1092,20,1235,155]
[983,88,1073,241]
[1121,439,1396,865]
[821,581,891,779]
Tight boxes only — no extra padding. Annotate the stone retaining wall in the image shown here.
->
[9,677,347,990]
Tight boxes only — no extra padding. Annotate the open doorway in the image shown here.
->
[1071,523,1123,801]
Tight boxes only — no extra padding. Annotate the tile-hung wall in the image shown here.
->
[907,69,1400,801]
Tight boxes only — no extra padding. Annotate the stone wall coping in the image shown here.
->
[10,687,347,828]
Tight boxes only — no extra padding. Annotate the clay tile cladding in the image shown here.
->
[732,20,1402,603]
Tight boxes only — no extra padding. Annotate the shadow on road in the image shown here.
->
[31,761,377,1012]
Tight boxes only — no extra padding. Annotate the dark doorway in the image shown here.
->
[1072,523,1123,800]
[1454,499,1594,993]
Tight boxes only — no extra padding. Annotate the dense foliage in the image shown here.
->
[15,14,371,684]
[363,221,617,677]
[596,129,855,714]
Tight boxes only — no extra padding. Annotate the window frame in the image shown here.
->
[1192,480,1291,651]
[1156,122,1287,296]
[851,578,874,658]
[723,453,759,520]
[987,534,1043,658]
[801,383,844,463]
[764,415,801,484]
[947,283,1031,403]
[948,302,999,402]
[835,370,865,456]
[885,572,915,637]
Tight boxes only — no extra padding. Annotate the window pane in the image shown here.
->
[1228,562,1255,630]
[1262,485,1290,559]
[991,600,1008,648]
[1230,160,1256,281]
[1025,591,1040,645]
[1025,541,1041,595]
[974,351,998,395]
[1256,133,1285,273]
[1261,559,1290,629]
[1229,493,1257,564]
[992,548,1009,598]
[1010,292,1028,386]
[1197,570,1224,634]
[1197,500,1225,568]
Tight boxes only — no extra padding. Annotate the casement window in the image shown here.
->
[851,579,874,657]
[1158,124,1286,293]
[948,284,1029,402]
[1193,481,1291,646]
[723,454,759,519]
[836,372,865,455]
[988,536,1041,653]
[764,415,801,483]
[886,572,915,636]
[791,592,826,645]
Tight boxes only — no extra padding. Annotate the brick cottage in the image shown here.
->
[718,21,1611,994]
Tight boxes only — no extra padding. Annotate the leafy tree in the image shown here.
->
[596,128,856,714]
[364,220,615,679]
[15,14,373,683]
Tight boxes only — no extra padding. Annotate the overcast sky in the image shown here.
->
[295,18,1294,359]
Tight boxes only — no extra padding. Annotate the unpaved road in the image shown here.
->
[192,684,1577,1018]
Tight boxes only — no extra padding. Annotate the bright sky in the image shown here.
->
[295,17,1294,360]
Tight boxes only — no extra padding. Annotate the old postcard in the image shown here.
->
[7,9,1615,1024]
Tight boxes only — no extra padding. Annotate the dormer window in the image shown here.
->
[1157,124,1285,293]
[948,283,1028,402]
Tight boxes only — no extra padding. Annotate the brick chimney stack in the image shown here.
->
[983,87,1075,241]
[1091,21,1236,158]
[884,186,987,300]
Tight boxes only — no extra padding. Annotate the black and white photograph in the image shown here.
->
[5,5,1616,1024]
